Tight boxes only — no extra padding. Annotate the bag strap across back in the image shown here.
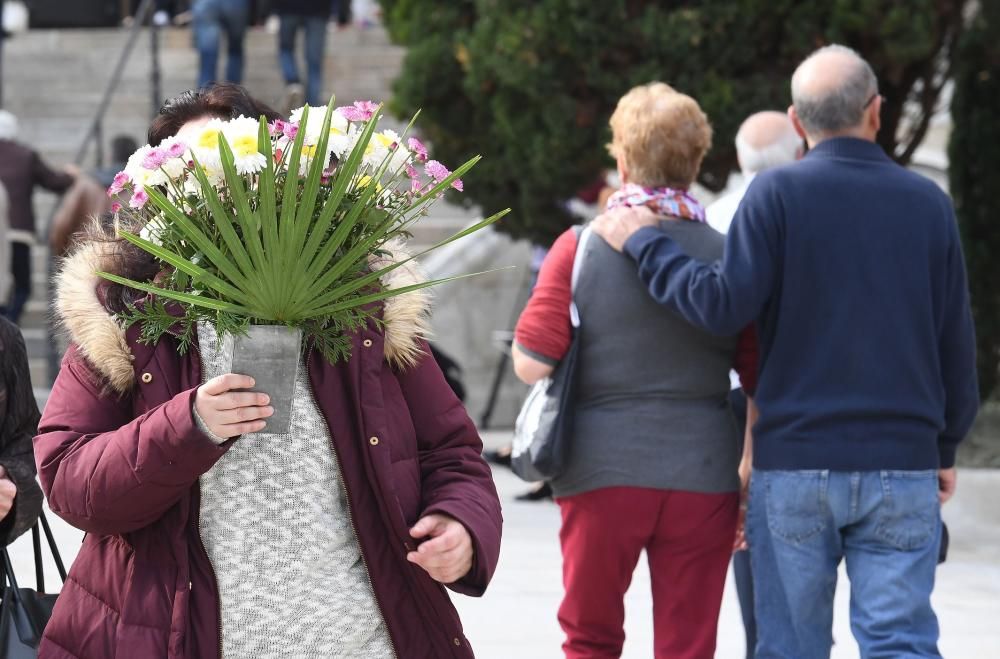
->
[568,226,592,329]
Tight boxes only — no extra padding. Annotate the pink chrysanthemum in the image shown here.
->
[407,137,428,162]
[451,178,464,192]
[142,148,168,170]
[166,141,187,158]
[129,188,149,209]
[110,201,123,213]
[338,100,378,122]
[269,119,285,136]
[425,159,451,182]
[108,171,130,196]
[283,122,299,140]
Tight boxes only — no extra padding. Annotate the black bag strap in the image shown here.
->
[2,548,23,605]
[1,512,67,598]
[39,512,67,586]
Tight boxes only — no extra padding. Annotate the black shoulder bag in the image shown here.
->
[0,513,67,657]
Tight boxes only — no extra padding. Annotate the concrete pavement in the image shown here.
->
[8,431,999,657]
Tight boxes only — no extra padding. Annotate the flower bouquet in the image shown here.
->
[102,100,507,425]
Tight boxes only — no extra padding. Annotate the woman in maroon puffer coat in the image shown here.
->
[34,84,502,659]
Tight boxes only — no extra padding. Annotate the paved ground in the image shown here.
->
[9,431,1000,657]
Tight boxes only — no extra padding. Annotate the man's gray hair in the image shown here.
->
[735,127,801,175]
[791,44,878,136]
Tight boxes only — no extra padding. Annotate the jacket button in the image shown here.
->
[369,436,380,446]
[141,372,153,384]
[363,339,373,348]
[453,637,462,646]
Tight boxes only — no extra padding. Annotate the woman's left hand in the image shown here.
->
[407,514,473,584]
[0,466,17,521]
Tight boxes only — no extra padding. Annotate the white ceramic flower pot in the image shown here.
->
[230,325,302,434]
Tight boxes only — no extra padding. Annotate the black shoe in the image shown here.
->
[515,483,553,502]
[483,449,512,468]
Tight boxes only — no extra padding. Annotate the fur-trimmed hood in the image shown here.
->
[54,238,431,394]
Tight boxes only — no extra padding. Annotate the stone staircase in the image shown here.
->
[2,23,478,393]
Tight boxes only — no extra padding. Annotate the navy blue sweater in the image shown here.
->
[624,138,979,470]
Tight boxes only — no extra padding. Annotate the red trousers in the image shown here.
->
[557,486,738,659]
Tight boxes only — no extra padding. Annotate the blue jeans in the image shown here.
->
[278,15,328,106]
[747,470,942,659]
[192,0,249,89]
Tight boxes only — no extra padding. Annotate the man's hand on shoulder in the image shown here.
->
[590,206,658,252]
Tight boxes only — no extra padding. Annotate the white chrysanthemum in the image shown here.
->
[187,118,227,173]
[139,218,165,246]
[291,105,350,150]
[124,145,155,188]
[223,116,267,174]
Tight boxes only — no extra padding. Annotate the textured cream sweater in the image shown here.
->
[197,324,394,658]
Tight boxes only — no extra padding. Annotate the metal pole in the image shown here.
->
[74,0,155,164]
[150,14,162,119]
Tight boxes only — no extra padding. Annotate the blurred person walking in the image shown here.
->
[0,110,76,324]
[592,45,978,659]
[274,0,331,109]
[513,83,758,659]
[49,135,139,258]
[192,0,250,89]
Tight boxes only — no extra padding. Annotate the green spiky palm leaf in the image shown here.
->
[99,101,509,362]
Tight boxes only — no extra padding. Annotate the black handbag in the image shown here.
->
[511,226,591,482]
[0,513,67,657]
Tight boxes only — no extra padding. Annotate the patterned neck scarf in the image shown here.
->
[606,182,706,223]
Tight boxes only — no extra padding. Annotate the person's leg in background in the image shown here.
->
[220,0,249,84]
[749,470,843,658]
[557,487,656,659]
[2,243,31,324]
[191,0,221,88]
[303,15,329,106]
[844,470,943,658]
[277,14,301,85]
[647,489,738,659]
[728,388,757,658]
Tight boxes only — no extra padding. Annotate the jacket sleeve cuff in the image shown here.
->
[421,502,494,597]
[192,405,229,445]
[938,443,958,469]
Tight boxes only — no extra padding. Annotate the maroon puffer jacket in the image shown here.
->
[34,243,503,658]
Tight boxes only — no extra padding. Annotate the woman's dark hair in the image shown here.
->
[85,84,280,313]
[148,83,281,146]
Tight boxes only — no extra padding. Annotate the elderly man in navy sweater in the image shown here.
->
[593,45,979,659]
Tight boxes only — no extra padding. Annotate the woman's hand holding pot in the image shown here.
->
[195,374,274,439]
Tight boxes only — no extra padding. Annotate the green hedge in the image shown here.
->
[949,5,1000,401]
[382,0,965,245]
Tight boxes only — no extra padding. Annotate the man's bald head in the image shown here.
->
[735,111,801,175]
[791,45,879,140]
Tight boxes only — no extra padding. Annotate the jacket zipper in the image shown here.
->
[306,362,399,659]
